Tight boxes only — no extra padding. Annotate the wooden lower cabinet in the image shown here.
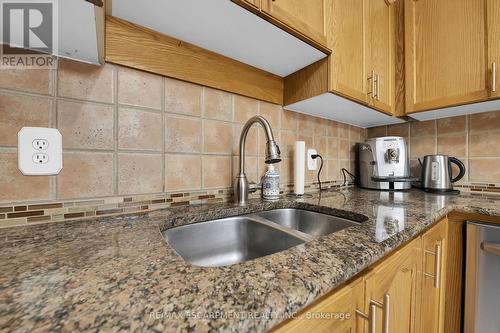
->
[269,214,500,333]
[417,218,447,333]
[270,237,424,333]
[269,223,452,333]
[363,237,422,333]
[271,277,365,333]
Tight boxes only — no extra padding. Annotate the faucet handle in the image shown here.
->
[248,181,260,193]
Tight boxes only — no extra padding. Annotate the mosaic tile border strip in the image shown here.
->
[0,181,352,228]
[454,183,500,194]
[1,181,498,229]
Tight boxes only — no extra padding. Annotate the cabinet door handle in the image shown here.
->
[356,304,377,333]
[368,70,376,97]
[424,243,442,288]
[481,242,500,256]
[493,62,497,93]
[383,294,390,333]
[370,304,377,333]
[375,73,380,101]
[434,243,441,288]
[370,294,390,333]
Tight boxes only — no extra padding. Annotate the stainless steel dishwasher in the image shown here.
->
[464,221,500,333]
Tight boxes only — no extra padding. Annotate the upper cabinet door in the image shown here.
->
[488,0,500,98]
[366,0,394,115]
[405,0,488,113]
[261,0,327,48]
[326,0,368,104]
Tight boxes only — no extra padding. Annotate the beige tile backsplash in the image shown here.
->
[1,56,499,213]
[117,66,163,109]
[234,95,258,124]
[0,152,50,202]
[203,87,232,120]
[164,77,202,117]
[118,107,163,151]
[367,112,500,183]
[165,154,202,191]
[58,99,114,150]
[203,156,233,189]
[0,58,364,206]
[165,115,202,153]
[58,59,114,103]
[0,67,52,94]
[0,93,51,146]
[203,119,233,154]
[437,134,466,157]
[57,152,114,199]
[118,153,163,195]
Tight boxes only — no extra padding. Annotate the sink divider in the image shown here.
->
[245,214,314,242]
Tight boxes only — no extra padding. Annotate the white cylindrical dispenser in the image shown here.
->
[294,141,305,195]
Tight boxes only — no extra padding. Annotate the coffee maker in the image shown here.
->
[359,137,414,191]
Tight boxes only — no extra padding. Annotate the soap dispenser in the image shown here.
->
[262,164,280,201]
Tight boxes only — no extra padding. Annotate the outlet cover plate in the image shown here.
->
[307,148,317,170]
[18,127,63,175]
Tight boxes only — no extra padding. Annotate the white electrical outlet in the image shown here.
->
[18,127,62,175]
[32,139,49,150]
[307,148,317,170]
[32,153,49,164]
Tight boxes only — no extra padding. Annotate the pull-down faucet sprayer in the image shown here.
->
[234,115,281,205]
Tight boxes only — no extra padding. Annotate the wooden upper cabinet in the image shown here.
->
[366,0,394,114]
[241,0,260,9]
[325,0,399,115]
[326,0,368,104]
[364,237,421,333]
[405,0,488,113]
[418,218,448,333]
[261,0,327,48]
[488,0,500,98]
[270,277,365,333]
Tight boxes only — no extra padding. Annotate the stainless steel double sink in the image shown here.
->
[162,208,359,267]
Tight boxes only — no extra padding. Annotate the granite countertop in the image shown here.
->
[1,188,499,333]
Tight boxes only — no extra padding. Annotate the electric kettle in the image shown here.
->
[420,155,466,193]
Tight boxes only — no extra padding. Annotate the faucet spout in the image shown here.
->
[235,115,281,205]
